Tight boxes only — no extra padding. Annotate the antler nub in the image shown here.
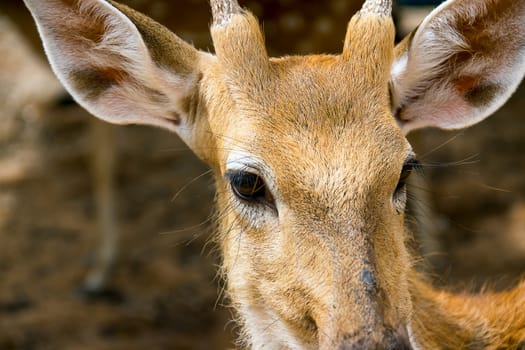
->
[360,0,392,16]
[211,0,242,26]
[342,0,395,77]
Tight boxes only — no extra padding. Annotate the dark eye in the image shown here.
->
[226,171,273,206]
[395,159,420,194]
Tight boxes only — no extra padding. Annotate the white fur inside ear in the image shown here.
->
[77,1,150,74]
[30,0,153,120]
[25,0,207,140]
[391,53,407,84]
[391,2,471,133]
[391,0,525,134]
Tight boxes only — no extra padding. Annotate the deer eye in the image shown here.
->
[226,171,273,206]
[394,159,420,194]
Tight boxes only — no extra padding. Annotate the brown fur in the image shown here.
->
[24,0,525,348]
[411,276,525,349]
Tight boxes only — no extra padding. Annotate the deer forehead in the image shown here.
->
[213,56,410,208]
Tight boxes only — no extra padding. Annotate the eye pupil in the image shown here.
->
[228,171,267,202]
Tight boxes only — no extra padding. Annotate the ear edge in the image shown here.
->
[108,0,200,77]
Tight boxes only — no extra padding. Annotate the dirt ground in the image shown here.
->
[0,1,524,349]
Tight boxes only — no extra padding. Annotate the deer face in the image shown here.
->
[206,55,414,348]
[24,0,525,348]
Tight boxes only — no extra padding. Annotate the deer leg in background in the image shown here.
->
[82,119,119,296]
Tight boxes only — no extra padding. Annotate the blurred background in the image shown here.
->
[0,0,524,349]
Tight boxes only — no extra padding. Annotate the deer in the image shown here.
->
[23,0,525,348]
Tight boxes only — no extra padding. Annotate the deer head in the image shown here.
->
[24,0,525,348]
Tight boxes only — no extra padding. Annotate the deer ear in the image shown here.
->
[391,0,525,135]
[24,0,212,140]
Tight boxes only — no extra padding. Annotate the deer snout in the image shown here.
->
[331,329,413,350]
[319,325,411,350]
[313,263,411,350]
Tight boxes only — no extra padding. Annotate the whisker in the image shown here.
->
[171,168,214,202]
[417,154,480,169]
[159,209,215,236]
[418,131,466,159]
[474,182,512,193]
